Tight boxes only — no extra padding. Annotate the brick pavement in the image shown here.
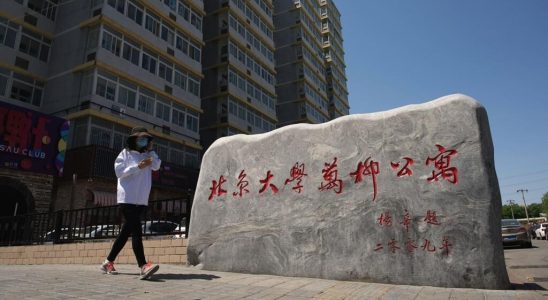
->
[0,264,546,300]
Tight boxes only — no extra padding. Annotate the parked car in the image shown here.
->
[141,220,179,235]
[84,225,120,239]
[172,225,186,239]
[535,223,548,240]
[530,224,540,239]
[43,227,81,242]
[501,219,532,248]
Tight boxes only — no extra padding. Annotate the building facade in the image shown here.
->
[273,0,347,126]
[0,0,204,213]
[0,0,349,215]
[200,0,277,150]
[319,0,349,119]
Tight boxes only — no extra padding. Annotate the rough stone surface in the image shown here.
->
[188,94,510,289]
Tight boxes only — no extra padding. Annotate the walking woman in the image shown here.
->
[100,127,161,279]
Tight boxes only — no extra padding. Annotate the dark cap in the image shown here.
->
[129,126,153,138]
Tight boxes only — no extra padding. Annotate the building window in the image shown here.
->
[27,0,58,21]
[174,67,187,91]
[163,0,177,11]
[184,149,199,168]
[0,68,9,97]
[158,59,173,83]
[145,12,160,36]
[96,76,117,101]
[187,75,200,97]
[172,104,185,128]
[188,41,200,62]
[160,23,175,46]
[141,50,157,74]
[117,82,137,108]
[190,11,202,31]
[10,73,43,106]
[122,38,140,65]
[127,0,144,25]
[90,126,111,147]
[175,34,189,55]
[186,110,198,133]
[107,0,126,13]
[0,17,18,48]
[155,98,171,122]
[101,29,122,56]
[177,2,190,21]
[138,91,155,115]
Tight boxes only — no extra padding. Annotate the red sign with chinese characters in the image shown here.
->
[0,101,69,176]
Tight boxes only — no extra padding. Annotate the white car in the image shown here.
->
[84,225,120,239]
[535,223,548,240]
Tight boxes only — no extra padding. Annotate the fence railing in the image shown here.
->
[0,198,190,246]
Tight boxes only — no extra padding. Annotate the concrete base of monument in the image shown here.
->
[187,94,510,289]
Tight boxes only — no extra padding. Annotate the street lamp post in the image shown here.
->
[517,189,530,224]
[507,200,515,219]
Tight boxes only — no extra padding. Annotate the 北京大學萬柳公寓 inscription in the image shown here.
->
[187,94,510,289]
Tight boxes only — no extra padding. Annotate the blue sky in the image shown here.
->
[337,1,548,204]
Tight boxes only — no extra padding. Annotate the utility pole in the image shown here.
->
[517,189,529,224]
[507,200,515,219]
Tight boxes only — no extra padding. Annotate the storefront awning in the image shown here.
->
[91,190,117,207]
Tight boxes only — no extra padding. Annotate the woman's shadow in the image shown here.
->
[146,273,221,282]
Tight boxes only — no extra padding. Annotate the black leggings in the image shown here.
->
[107,204,147,267]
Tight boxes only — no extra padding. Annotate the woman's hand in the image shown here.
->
[138,157,153,169]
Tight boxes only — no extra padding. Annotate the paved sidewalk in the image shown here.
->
[0,264,546,300]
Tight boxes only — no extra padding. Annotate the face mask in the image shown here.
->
[136,137,148,148]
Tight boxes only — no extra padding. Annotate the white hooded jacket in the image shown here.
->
[114,148,161,206]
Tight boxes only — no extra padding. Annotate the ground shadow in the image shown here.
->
[511,282,547,291]
[148,273,221,281]
[504,246,539,250]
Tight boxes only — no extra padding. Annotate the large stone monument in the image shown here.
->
[187,94,510,289]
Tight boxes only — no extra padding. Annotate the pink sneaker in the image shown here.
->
[100,260,118,275]
[139,262,159,280]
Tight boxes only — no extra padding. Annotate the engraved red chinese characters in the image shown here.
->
[284,162,308,193]
[232,170,250,198]
[208,175,227,201]
[318,157,343,194]
[426,144,458,184]
[390,157,414,177]
[259,170,279,194]
[349,157,379,200]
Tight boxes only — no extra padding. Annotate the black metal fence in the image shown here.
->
[0,198,190,246]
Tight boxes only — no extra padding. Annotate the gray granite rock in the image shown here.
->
[187,94,510,289]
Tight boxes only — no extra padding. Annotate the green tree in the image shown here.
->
[527,203,542,218]
[542,192,548,215]
[501,204,525,219]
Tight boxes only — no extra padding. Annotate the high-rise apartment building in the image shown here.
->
[319,0,349,119]
[273,0,347,126]
[200,0,277,150]
[0,0,205,211]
